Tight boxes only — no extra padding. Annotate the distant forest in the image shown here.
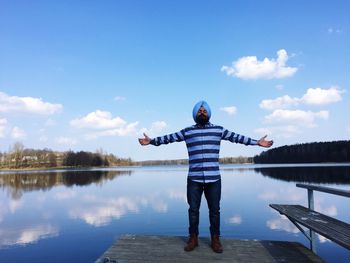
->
[2,140,349,169]
[254,140,350,163]
[0,142,132,169]
[134,156,253,166]
[1,142,253,169]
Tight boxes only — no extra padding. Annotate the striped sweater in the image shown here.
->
[150,122,258,183]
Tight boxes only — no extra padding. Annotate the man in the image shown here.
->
[138,100,273,253]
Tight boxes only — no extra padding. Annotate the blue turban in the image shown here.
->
[192,100,211,122]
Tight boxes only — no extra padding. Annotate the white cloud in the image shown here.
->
[267,215,299,234]
[85,121,139,139]
[0,118,7,125]
[301,87,343,105]
[9,199,23,213]
[260,87,343,110]
[71,110,139,139]
[114,96,126,101]
[258,87,342,138]
[221,49,297,79]
[255,125,301,138]
[168,189,186,202]
[228,215,242,225]
[11,126,27,139]
[55,136,77,145]
[149,121,167,133]
[140,121,167,136]
[318,234,331,243]
[18,226,58,245]
[70,198,138,227]
[0,92,63,115]
[220,106,237,116]
[70,195,167,227]
[0,224,59,246]
[70,110,126,130]
[260,95,300,110]
[264,109,329,128]
[328,27,343,34]
[150,199,167,213]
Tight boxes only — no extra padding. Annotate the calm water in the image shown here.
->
[1,164,350,262]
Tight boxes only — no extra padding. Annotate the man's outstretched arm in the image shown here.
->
[138,131,185,146]
[221,128,273,148]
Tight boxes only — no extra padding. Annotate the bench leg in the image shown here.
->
[308,189,317,253]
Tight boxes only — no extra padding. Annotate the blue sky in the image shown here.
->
[0,1,349,161]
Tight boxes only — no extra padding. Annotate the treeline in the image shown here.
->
[134,159,188,166]
[0,142,60,169]
[62,151,133,167]
[0,142,133,169]
[254,140,350,164]
[135,156,253,166]
[220,156,253,164]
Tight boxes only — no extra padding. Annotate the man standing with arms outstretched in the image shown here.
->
[138,100,273,253]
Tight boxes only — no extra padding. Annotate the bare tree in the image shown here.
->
[11,142,25,168]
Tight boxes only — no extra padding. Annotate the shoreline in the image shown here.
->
[2,162,350,173]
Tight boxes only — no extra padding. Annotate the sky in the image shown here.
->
[0,0,349,161]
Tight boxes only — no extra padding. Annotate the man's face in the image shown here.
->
[196,106,209,125]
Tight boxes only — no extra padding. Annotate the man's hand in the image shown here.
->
[258,135,273,148]
[138,133,151,146]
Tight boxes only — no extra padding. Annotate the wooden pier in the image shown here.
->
[95,235,325,263]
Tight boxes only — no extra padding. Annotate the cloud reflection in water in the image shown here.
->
[69,194,169,227]
[0,224,59,247]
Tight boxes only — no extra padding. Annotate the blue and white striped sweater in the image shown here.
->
[150,123,258,183]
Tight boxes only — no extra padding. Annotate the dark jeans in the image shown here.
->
[187,178,221,236]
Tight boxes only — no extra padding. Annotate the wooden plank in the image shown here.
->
[296,184,350,198]
[270,204,350,249]
[270,205,350,240]
[95,235,325,263]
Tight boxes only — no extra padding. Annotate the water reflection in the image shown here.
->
[227,215,242,225]
[0,170,132,200]
[69,194,169,227]
[255,165,350,184]
[267,215,299,234]
[0,224,59,247]
[1,165,349,262]
[266,215,332,244]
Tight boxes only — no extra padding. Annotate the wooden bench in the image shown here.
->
[270,183,350,253]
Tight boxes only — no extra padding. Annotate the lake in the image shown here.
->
[1,164,350,262]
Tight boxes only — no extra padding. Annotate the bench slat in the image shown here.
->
[270,205,350,238]
[270,204,350,250]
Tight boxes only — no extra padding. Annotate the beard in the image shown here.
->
[196,114,209,126]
